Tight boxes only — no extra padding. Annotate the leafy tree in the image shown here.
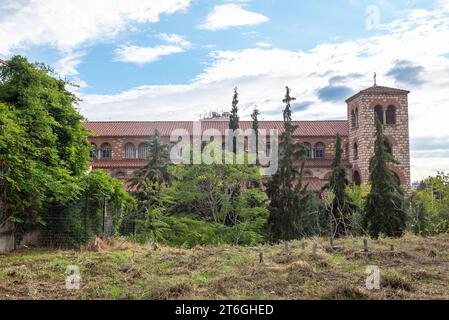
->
[413,172,449,234]
[42,170,135,248]
[364,120,407,238]
[407,192,431,236]
[345,184,371,236]
[0,56,91,231]
[144,148,269,246]
[323,134,356,238]
[267,87,319,241]
[0,56,134,248]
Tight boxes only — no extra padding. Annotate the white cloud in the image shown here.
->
[55,51,86,78]
[114,45,186,65]
[79,2,449,181]
[0,0,190,55]
[256,42,271,48]
[157,33,191,47]
[198,4,269,30]
[115,33,191,65]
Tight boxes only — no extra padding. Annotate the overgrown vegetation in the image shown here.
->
[0,56,132,247]
[2,234,449,300]
[1,55,449,253]
[409,172,449,235]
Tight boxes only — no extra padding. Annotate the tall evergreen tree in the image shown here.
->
[251,106,260,165]
[131,129,172,191]
[364,120,407,238]
[267,87,313,241]
[229,87,239,153]
[229,87,239,131]
[323,134,356,238]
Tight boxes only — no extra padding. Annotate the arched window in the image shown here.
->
[353,142,358,159]
[90,143,97,160]
[353,171,361,186]
[124,143,136,159]
[355,108,359,128]
[351,110,356,129]
[304,143,312,159]
[386,105,396,125]
[115,172,126,180]
[384,139,392,154]
[303,170,313,177]
[374,105,383,124]
[138,143,149,159]
[100,143,112,160]
[314,143,325,159]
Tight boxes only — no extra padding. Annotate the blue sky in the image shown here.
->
[1,0,449,181]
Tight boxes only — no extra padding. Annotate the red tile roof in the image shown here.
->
[91,159,149,168]
[84,120,348,138]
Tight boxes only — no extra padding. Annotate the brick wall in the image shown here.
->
[347,91,411,189]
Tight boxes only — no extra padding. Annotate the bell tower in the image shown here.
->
[346,83,411,189]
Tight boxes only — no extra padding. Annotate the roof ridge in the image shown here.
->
[84,119,348,123]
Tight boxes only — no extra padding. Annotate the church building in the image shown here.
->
[84,84,411,192]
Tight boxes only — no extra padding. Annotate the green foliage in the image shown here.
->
[412,172,449,234]
[229,87,239,131]
[323,134,357,237]
[41,170,135,248]
[267,87,322,241]
[133,148,269,247]
[0,56,91,228]
[251,106,260,165]
[345,184,371,236]
[407,192,432,236]
[130,129,172,191]
[0,56,134,248]
[364,120,407,238]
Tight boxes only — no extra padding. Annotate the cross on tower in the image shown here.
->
[374,72,377,86]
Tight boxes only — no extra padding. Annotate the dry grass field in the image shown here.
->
[1,234,449,300]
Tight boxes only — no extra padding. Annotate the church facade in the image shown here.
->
[84,85,411,191]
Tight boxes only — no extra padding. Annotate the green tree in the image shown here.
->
[323,134,356,238]
[414,172,449,234]
[251,106,260,165]
[267,87,319,241]
[0,56,91,231]
[146,148,269,246]
[42,170,135,248]
[228,87,239,153]
[229,87,239,131]
[130,129,172,191]
[364,120,407,238]
[127,129,173,239]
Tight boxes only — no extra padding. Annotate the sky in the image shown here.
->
[0,0,449,182]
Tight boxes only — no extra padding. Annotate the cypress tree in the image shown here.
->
[364,120,407,238]
[267,87,311,241]
[251,106,260,165]
[131,129,172,191]
[323,134,356,238]
[229,87,239,153]
[229,87,239,131]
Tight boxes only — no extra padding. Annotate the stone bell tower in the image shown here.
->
[346,81,411,190]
